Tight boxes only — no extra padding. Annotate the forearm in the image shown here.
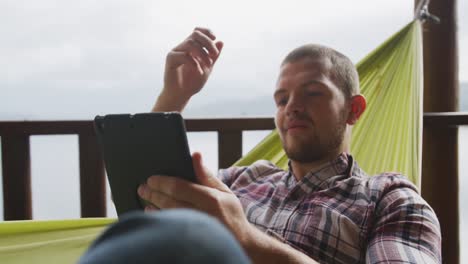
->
[242,224,318,264]
[151,89,191,112]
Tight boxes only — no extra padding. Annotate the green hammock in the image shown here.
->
[0,20,423,263]
[0,218,114,263]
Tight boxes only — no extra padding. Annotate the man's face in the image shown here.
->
[274,57,349,163]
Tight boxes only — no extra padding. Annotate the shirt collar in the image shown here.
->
[287,152,356,191]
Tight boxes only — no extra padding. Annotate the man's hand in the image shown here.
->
[137,152,250,243]
[153,27,224,112]
[137,152,318,263]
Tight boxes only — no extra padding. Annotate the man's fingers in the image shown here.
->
[139,183,196,210]
[192,152,231,193]
[194,27,216,40]
[166,51,204,75]
[144,204,159,212]
[173,27,221,65]
[166,51,196,69]
[174,39,213,69]
[191,30,219,57]
[153,190,194,210]
[142,176,213,206]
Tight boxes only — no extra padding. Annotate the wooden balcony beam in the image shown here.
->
[1,135,32,220]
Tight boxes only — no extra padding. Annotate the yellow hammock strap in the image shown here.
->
[0,21,423,264]
[235,21,423,186]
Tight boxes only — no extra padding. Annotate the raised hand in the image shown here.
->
[154,27,224,112]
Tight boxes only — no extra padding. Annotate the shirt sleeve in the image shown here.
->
[366,185,442,263]
[217,166,248,187]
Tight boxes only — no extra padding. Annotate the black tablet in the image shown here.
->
[94,112,196,216]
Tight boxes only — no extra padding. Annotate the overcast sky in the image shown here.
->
[1,0,467,120]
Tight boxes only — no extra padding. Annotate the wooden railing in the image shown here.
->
[1,113,467,220]
[0,118,275,220]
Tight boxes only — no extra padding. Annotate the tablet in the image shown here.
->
[94,112,196,216]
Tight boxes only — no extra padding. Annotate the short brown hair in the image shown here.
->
[281,44,360,99]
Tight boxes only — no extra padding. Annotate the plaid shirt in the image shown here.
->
[219,153,441,264]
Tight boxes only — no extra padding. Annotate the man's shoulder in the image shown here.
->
[361,172,436,219]
[348,164,422,207]
[345,155,418,196]
[365,172,419,194]
[364,172,441,261]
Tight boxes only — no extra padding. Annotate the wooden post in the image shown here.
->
[1,135,32,220]
[416,0,459,263]
[218,131,242,169]
[79,133,106,217]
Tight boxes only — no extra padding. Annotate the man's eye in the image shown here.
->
[276,98,288,106]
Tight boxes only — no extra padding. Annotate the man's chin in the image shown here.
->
[284,143,324,163]
[285,131,312,143]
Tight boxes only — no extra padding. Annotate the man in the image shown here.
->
[80,27,441,264]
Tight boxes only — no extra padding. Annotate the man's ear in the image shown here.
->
[347,95,366,125]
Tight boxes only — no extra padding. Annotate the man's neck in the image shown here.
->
[290,152,344,181]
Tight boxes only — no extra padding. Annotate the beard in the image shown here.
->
[281,113,347,163]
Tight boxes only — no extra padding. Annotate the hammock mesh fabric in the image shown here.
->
[0,21,423,263]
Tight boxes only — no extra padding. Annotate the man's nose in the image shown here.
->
[285,96,306,115]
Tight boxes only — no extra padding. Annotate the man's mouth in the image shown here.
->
[286,121,309,132]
